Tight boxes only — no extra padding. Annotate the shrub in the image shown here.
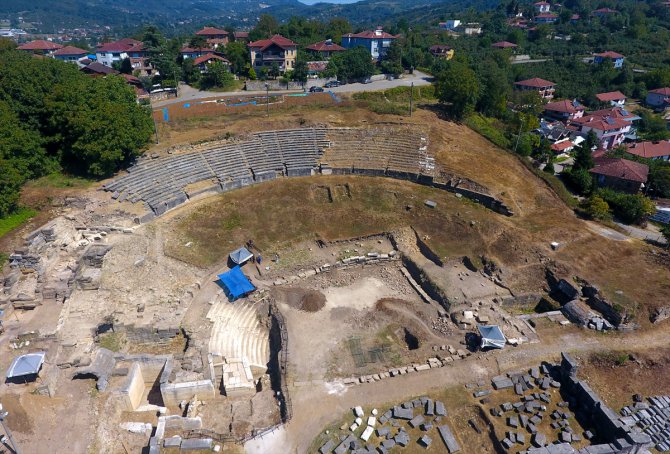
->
[597,188,655,224]
[582,195,611,220]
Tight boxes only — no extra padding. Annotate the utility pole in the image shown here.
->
[266,84,270,117]
[0,405,22,454]
[409,82,414,117]
[514,117,525,154]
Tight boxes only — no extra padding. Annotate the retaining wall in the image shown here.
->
[160,380,215,406]
[119,363,146,411]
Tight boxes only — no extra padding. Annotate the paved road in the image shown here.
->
[152,71,433,108]
[616,221,667,244]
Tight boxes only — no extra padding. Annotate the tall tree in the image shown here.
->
[435,61,480,119]
[250,14,279,41]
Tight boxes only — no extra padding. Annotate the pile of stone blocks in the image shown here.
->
[340,350,470,387]
[620,395,670,452]
[319,398,459,454]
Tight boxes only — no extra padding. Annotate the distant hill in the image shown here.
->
[1,0,497,33]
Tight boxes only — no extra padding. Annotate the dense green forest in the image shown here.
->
[0,47,153,218]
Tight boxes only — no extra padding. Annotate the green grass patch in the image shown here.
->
[26,172,94,189]
[97,332,126,352]
[464,114,512,149]
[0,252,8,267]
[0,207,37,239]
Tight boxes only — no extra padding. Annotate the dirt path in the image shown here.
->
[246,323,670,453]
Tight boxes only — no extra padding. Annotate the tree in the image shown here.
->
[248,67,257,81]
[250,14,279,41]
[638,109,670,141]
[661,224,670,247]
[225,41,250,75]
[597,189,656,225]
[0,38,17,52]
[328,47,374,82]
[189,35,207,49]
[292,60,308,84]
[181,59,199,85]
[435,61,480,120]
[649,165,670,198]
[0,160,23,217]
[119,57,133,75]
[201,62,235,90]
[381,41,403,77]
[46,75,154,177]
[573,141,595,172]
[564,167,593,195]
[269,63,281,80]
[582,195,611,220]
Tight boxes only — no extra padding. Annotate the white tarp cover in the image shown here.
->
[229,247,254,265]
[478,325,506,349]
[6,351,46,378]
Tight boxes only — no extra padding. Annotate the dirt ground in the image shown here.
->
[578,347,670,411]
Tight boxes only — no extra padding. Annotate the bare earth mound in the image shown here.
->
[272,287,326,313]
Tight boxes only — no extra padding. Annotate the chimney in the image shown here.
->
[375,27,383,36]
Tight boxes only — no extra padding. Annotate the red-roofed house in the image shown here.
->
[594,51,624,68]
[306,39,346,59]
[514,78,556,100]
[233,32,249,42]
[571,108,638,149]
[95,38,146,67]
[535,13,558,24]
[341,27,398,61]
[17,40,63,55]
[590,157,648,193]
[248,35,298,73]
[492,41,518,49]
[592,8,618,17]
[195,27,229,48]
[52,46,88,64]
[551,140,575,154]
[543,100,585,121]
[646,88,670,110]
[534,1,551,13]
[627,141,670,161]
[596,91,626,108]
[429,45,454,60]
[192,53,230,73]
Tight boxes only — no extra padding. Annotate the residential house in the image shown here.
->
[52,45,88,65]
[306,39,346,59]
[571,107,638,149]
[593,51,624,68]
[514,77,556,100]
[534,1,551,13]
[543,99,585,122]
[80,62,148,99]
[17,39,63,55]
[192,53,230,73]
[627,141,670,161]
[81,61,118,76]
[492,41,518,49]
[589,157,648,193]
[429,45,454,60]
[180,46,210,60]
[95,38,146,67]
[458,23,483,35]
[535,13,558,24]
[439,20,461,30]
[341,28,398,61]
[570,14,580,23]
[551,140,576,154]
[646,88,670,110]
[248,34,298,73]
[595,91,626,108]
[592,8,618,17]
[195,27,229,49]
[307,61,328,76]
[233,32,249,42]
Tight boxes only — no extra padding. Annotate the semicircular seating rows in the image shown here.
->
[103,127,432,217]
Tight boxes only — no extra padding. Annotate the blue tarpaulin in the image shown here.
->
[218,266,256,301]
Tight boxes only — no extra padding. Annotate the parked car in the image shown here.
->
[362,77,373,84]
[309,86,324,93]
[324,80,342,88]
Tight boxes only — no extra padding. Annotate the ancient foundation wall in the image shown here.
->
[160,380,215,407]
[119,363,146,411]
